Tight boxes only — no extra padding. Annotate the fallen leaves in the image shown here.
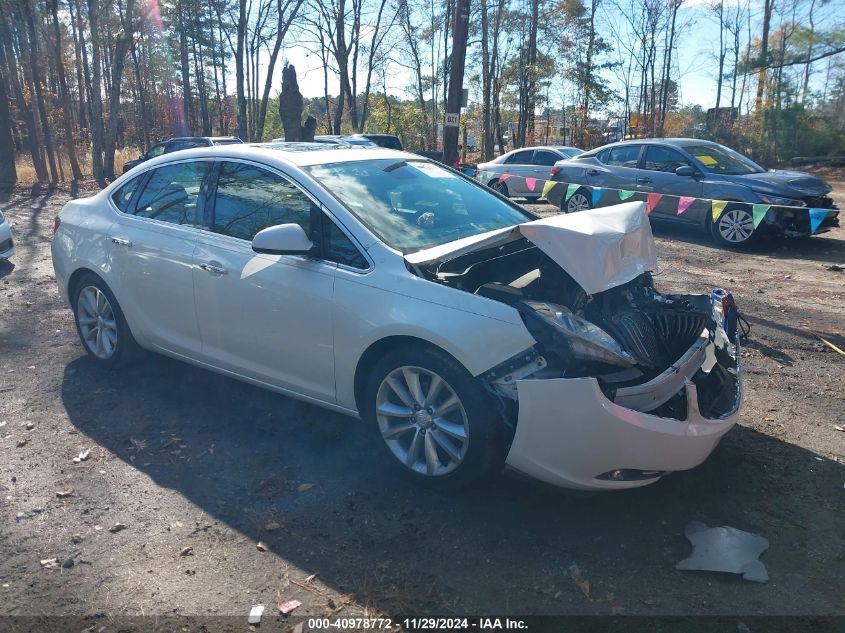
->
[179,546,194,557]
[256,541,268,552]
[265,521,282,532]
[40,558,60,569]
[109,523,127,533]
[297,483,316,492]
[55,489,74,498]
[568,564,590,599]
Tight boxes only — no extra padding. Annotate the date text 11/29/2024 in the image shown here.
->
[306,618,529,630]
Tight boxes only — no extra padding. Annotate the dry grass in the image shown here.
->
[14,147,141,184]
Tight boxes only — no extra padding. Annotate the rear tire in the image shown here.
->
[710,203,760,248]
[562,189,591,213]
[72,273,140,368]
[363,345,506,490]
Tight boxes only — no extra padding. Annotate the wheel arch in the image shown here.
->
[353,335,469,415]
[67,267,107,308]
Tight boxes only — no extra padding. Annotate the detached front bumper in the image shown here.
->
[504,333,742,491]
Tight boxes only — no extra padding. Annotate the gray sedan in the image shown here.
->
[477,146,582,200]
[546,138,839,247]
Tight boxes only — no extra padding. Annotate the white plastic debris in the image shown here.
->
[248,604,265,625]
[676,520,769,583]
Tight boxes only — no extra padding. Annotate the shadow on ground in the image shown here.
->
[59,352,845,616]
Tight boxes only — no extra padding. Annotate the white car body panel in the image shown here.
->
[408,202,658,296]
[0,214,14,259]
[50,144,742,491]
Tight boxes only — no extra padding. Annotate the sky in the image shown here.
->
[242,0,844,116]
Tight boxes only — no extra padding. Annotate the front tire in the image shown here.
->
[72,273,140,367]
[710,204,760,248]
[364,345,506,490]
[491,179,509,197]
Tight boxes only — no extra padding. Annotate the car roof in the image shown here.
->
[610,138,714,147]
[135,144,414,170]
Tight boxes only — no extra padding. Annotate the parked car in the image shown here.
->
[123,136,243,174]
[51,145,741,491]
[0,208,14,260]
[356,134,403,150]
[546,138,840,247]
[314,135,379,147]
[476,146,583,200]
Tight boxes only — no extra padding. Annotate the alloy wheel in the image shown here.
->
[566,192,590,212]
[717,208,755,243]
[76,286,118,359]
[375,365,469,476]
[495,182,509,197]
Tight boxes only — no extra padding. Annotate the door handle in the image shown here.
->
[587,169,600,176]
[198,263,227,275]
[636,177,652,184]
[111,237,132,247]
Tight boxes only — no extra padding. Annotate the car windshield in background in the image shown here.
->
[682,144,765,175]
[307,159,533,253]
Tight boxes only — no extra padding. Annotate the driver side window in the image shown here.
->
[211,161,317,242]
[643,146,692,172]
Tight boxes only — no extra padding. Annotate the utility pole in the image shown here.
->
[443,0,470,168]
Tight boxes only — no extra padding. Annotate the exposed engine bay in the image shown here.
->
[412,237,740,421]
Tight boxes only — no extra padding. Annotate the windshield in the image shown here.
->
[306,159,533,253]
[682,143,765,175]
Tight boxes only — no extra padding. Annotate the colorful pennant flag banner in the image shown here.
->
[647,193,663,214]
[677,196,695,215]
[541,180,558,198]
[751,204,771,229]
[809,208,829,233]
[478,171,833,236]
[711,200,728,223]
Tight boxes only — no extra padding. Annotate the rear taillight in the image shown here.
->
[52,217,61,235]
[550,167,559,177]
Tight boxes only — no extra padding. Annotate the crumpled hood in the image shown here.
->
[406,201,658,295]
[722,169,832,197]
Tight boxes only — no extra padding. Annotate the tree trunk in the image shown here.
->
[235,0,248,141]
[49,0,83,180]
[178,2,192,134]
[87,0,105,184]
[480,0,492,160]
[754,0,773,114]
[525,0,539,143]
[443,0,470,167]
[0,30,17,188]
[103,0,136,180]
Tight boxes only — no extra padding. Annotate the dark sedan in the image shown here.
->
[123,136,243,174]
[545,138,839,246]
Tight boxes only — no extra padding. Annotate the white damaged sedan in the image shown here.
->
[51,144,742,491]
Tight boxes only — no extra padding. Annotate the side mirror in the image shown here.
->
[675,165,696,177]
[252,223,315,256]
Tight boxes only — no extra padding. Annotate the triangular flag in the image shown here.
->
[809,208,828,234]
[677,196,695,215]
[618,190,635,200]
[712,200,728,223]
[751,204,770,229]
[499,173,513,183]
[541,180,558,198]
[647,193,663,213]
[525,177,537,192]
[565,183,579,202]
[591,187,605,206]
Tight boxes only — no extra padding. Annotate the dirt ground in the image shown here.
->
[0,175,843,628]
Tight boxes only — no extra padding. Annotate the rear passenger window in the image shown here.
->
[504,150,534,164]
[110,176,142,212]
[533,151,560,166]
[602,145,641,167]
[323,219,368,269]
[212,161,315,241]
[134,161,211,227]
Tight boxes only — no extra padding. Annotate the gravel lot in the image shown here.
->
[0,178,843,626]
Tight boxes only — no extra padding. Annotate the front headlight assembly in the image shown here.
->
[527,301,635,368]
[757,193,804,207]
